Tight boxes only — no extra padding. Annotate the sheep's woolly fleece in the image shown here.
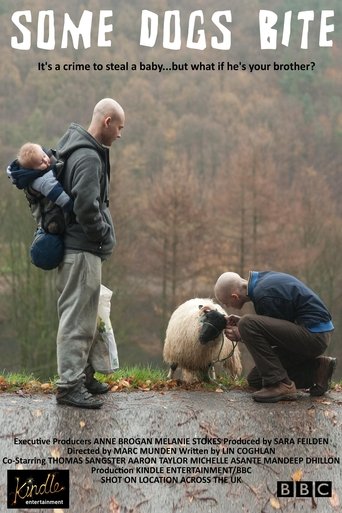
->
[163,298,242,381]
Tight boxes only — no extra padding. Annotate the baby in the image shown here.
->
[18,142,51,171]
[7,143,73,233]
[17,143,73,210]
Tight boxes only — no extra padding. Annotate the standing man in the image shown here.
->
[214,271,336,403]
[55,98,125,409]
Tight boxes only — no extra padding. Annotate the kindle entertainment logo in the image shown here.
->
[7,469,69,509]
[277,480,332,498]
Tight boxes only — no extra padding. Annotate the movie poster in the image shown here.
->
[0,1,341,512]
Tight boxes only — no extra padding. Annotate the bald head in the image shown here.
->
[92,98,124,122]
[88,98,125,146]
[214,272,249,310]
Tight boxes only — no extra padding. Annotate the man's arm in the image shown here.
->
[70,153,110,242]
[225,314,242,342]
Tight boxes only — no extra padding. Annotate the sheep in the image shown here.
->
[163,298,242,383]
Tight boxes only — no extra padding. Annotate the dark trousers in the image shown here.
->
[238,314,331,388]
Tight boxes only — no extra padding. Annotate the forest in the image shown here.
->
[0,0,341,379]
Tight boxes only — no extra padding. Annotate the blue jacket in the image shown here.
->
[247,271,334,333]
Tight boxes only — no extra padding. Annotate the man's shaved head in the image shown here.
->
[214,272,249,310]
[88,98,125,146]
[92,98,124,122]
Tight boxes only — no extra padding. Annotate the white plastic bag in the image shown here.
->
[89,284,119,373]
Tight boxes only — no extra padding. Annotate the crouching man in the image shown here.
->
[214,271,337,403]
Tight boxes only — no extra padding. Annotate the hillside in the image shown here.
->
[0,0,341,378]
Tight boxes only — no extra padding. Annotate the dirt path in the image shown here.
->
[1,389,341,513]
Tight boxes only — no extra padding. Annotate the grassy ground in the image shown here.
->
[0,366,249,394]
[1,368,341,395]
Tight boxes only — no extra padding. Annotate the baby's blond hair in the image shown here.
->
[18,143,42,168]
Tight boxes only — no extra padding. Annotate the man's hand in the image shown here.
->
[224,314,242,342]
[225,326,242,342]
[226,314,241,326]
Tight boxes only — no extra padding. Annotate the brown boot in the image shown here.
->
[252,380,297,403]
[310,356,337,397]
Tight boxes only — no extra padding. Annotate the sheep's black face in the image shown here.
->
[199,310,227,344]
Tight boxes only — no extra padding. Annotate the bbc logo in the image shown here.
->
[277,481,332,498]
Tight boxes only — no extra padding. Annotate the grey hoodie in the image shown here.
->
[57,123,116,259]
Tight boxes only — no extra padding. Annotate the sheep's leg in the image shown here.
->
[209,364,216,381]
[167,362,178,379]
